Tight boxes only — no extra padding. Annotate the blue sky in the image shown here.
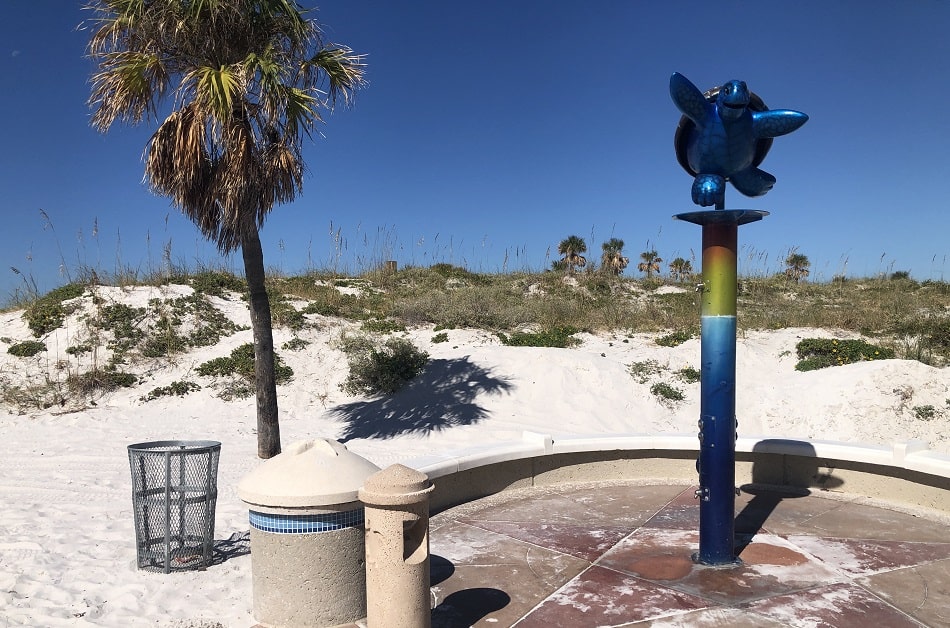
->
[2,1,949,300]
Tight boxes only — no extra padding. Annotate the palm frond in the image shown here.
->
[89,50,167,130]
[282,86,321,137]
[188,64,244,120]
[307,46,367,107]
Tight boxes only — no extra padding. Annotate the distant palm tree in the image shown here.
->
[600,238,629,276]
[557,235,588,274]
[638,250,663,279]
[784,252,811,282]
[86,0,365,459]
[669,257,693,282]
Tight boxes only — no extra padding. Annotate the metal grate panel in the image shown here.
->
[128,440,220,573]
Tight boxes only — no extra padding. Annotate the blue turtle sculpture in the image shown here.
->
[671,72,808,208]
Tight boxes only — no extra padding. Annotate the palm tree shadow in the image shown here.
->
[329,357,514,442]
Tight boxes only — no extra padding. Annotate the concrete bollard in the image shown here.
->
[238,439,380,627]
[359,464,434,628]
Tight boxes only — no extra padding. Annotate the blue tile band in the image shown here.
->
[249,509,365,534]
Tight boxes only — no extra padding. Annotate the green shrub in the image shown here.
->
[361,318,407,334]
[282,337,309,351]
[7,341,46,358]
[651,381,684,403]
[301,290,375,320]
[656,330,693,347]
[197,343,293,384]
[431,332,449,344]
[676,366,701,383]
[497,326,580,348]
[23,283,86,337]
[795,338,895,371]
[342,337,429,395]
[188,270,246,297]
[429,263,488,285]
[141,380,201,402]
[68,369,136,394]
[628,359,663,384]
[66,344,93,356]
[94,303,146,358]
[141,331,187,357]
[271,299,307,331]
[912,405,937,421]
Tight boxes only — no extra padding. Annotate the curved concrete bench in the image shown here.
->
[405,433,950,519]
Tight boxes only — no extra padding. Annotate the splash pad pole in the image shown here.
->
[674,209,767,565]
[668,70,806,564]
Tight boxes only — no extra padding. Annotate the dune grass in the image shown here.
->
[6,263,950,356]
[1,251,947,414]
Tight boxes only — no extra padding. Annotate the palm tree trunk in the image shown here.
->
[241,229,281,459]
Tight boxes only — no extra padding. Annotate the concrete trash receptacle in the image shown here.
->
[359,464,434,628]
[238,439,380,627]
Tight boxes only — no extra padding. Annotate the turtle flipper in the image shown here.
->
[731,167,776,197]
[692,174,726,207]
[752,110,808,138]
[671,72,710,125]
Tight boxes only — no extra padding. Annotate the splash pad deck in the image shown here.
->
[326,433,950,627]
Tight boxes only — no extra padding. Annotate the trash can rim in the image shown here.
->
[128,439,221,453]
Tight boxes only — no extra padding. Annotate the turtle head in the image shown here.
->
[716,80,750,121]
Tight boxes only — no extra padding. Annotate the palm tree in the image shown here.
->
[557,235,587,274]
[637,250,663,279]
[784,252,811,282]
[86,0,365,459]
[669,257,693,282]
[600,238,629,276]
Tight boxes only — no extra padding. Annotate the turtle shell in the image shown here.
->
[674,85,773,177]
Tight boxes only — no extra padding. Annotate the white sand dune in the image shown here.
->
[0,285,947,626]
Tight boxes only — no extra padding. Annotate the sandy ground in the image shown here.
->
[0,285,947,626]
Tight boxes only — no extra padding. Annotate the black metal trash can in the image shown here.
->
[128,440,221,573]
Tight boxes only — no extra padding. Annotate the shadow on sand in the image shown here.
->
[210,530,250,566]
[329,357,514,442]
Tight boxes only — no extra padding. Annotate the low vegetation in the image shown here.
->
[197,343,293,400]
[7,340,46,358]
[656,330,693,348]
[141,380,202,402]
[339,335,429,396]
[795,338,895,371]
[496,326,581,348]
[676,366,701,383]
[1,258,948,413]
[23,283,85,337]
[651,381,685,405]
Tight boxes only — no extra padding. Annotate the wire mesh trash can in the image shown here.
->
[128,440,221,573]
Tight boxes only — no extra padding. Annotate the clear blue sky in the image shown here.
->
[2,1,949,300]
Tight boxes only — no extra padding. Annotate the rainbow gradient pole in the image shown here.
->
[674,208,767,565]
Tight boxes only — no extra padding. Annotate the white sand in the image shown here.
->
[0,285,947,626]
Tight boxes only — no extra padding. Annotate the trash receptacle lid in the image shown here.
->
[238,439,381,509]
